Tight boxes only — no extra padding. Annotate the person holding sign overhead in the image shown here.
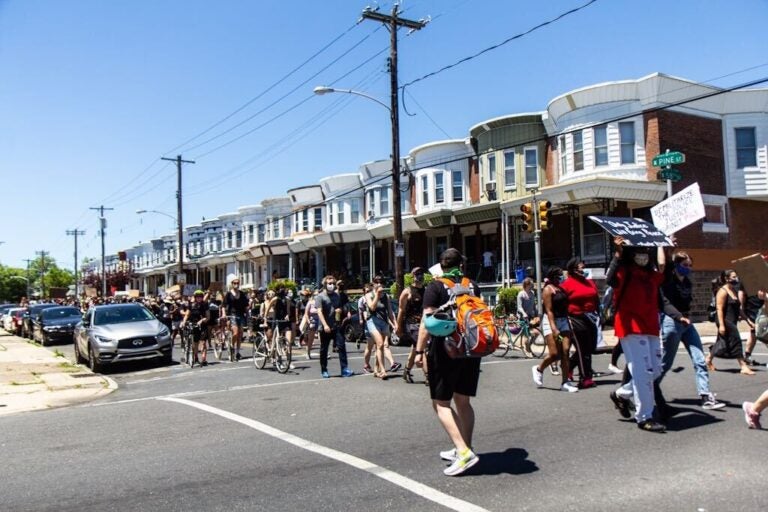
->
[605,236,667,433]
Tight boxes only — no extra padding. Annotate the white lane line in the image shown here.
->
[159,396,491,512]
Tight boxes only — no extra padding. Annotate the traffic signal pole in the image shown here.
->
[531,191,543,317]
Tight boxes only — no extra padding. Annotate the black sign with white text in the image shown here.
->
[588,216,674,247]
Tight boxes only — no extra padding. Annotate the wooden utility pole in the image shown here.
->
[90,205,114,296]
[66,229,86,297]
[361,5,426,294]
[161,155,195,284]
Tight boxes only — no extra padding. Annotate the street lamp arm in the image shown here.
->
[136,209,177,222]
[313,86,391,112]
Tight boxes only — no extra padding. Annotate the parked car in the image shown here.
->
[3,307,24,335]
[74,303,172,373]
[22,303,58,339]
[33,306,81,346]
[0,303,16,324]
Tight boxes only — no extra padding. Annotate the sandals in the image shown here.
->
[705,355,716,372]
[740,367,756,376]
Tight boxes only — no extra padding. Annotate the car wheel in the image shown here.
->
[162,350,173,366]
[40,333,50,347]
[74,340,85,364]
[88,344,103,374]
[343,323,355,343]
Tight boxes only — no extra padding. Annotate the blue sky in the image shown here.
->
[1,0,766,270]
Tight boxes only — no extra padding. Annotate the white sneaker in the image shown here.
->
[440,448,457,462]
[532,366,544,387]
[443,449,479,476]
[607,364,622,374]
[560,381,579,393]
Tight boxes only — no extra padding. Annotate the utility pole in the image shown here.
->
[161,154,195,285]
[361,4,426,294]
[90,205,114,297]
[66,229,86,298]
[23,258,32,299]
[35,250,49,299]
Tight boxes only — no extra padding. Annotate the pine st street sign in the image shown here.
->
[652,151,685,168]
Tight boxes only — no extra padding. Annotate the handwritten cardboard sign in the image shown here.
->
[732,253,768,294]
[650,183,706,235]
[588,216,674,247]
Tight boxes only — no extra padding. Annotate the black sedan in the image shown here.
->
[22,303,59,339]
[33,306,82,346]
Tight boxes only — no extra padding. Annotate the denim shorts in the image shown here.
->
[366,316,389,336]
[231,315,246,328]
[541,315,570,337]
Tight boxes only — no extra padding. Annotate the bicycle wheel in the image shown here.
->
[212,330,223,360]
[274,336,291,374]
[529,330,546,358]
[253,335,268,369]
[185,334,196,367]
[494,327,511,357]
[228,330,236,362]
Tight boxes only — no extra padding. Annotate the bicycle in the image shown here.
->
[181,324,200,367]
[253,320,291,373]
[494,316,545,358]
[211,316,234,361]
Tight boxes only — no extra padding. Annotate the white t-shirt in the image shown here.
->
[482,251,493,267]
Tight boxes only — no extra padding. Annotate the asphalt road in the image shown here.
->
[2,340,767,512]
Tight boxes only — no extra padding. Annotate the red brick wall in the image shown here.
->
[545,136,558,185]
[469,157,480,203]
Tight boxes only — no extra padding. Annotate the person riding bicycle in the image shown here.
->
[207,295,221,344]
[180,290,210,366]
[222,278,249,361]
[264,285,294,364]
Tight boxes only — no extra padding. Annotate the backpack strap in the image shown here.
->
[437,277,455,288]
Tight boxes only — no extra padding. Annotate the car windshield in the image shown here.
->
[42,307,81,320]
[93,305,154,326]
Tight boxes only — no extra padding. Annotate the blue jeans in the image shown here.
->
[660,314,710,396]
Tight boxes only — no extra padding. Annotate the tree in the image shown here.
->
[0,265,29,302]
[26,255,74,298]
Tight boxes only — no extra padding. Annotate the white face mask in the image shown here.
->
[326,284,336,292]
[634,254,649,267]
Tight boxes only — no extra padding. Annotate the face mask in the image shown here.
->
[573,268,585,277]
[326,284,336,292]
[413,274,424,283]
[676,264,691,277]
[634,254,649,267]
[729,278,739,286]
[287,290,293,298]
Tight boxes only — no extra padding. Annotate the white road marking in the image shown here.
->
[160,396,491,512]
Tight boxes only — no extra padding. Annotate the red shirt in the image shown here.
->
[561,275,599,316]
[613,266,665,338]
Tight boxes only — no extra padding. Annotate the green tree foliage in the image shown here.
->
[0,265,29,302]
[496,286,522,317]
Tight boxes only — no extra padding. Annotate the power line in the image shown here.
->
[401,0,599,90]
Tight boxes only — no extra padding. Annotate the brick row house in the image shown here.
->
[106,73,766,314]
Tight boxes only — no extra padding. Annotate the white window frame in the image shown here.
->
[421,175,429,207]
[735,127,757,169]
[580,214,606,263]
[593,125,608,167]
[503,149,516,190]
[451,170,464,203]
[701,194,729,233]
[313,208,323,230]
[619,121,636,165]
[573,131,584,171]
[350,199,360,224]
[435,171,445,204]
[486,154,497,184]
[524,147,538,188]
[336,201,345,225]
[302,210,309,232]
[559,135,568,175]
[380,187,390,216]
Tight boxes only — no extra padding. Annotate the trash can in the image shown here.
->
[514,267,525,283]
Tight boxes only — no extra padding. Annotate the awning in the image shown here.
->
[500,176,667,213]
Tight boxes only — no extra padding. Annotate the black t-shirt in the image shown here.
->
[423,276,480,311]
[272,296,289,321]
[224,291,249,317]
[662,268,693,315]
[188,300,209,323]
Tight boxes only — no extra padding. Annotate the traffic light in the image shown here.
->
[539,200,552,230]
[520,202,534,233]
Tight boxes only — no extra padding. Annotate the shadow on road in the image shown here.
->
[469,448,538,476]
[664,400,726,432]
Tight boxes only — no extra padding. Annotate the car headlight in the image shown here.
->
[43,326,53,332]
[94,335,117,344]
[158,327,170,337]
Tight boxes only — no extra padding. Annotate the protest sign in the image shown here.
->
[732,253,768,294]
[85,287,98,298]
[165,284,181,297]
[183,284,199,297]
[650,183,705,235]
[588,216,674,247]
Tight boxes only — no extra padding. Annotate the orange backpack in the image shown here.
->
[437,277,499,358]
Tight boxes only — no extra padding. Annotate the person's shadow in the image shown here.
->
[465,448,538,476]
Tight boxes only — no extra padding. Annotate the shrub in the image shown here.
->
[267,279,298,294]
[497,286,521,316]
[389,272,434,296]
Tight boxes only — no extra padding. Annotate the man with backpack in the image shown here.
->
[414,248,496,476]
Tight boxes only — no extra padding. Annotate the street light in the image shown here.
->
[9,275,30,299]
[313,85,406,294]
[136,209,177,223]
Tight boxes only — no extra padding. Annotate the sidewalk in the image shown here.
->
[0,332,116,416]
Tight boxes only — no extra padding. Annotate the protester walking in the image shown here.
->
[397,267,426,384]
[315,276,354,378]
[705,269,755,375]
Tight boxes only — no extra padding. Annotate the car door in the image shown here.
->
[76,310,91,353]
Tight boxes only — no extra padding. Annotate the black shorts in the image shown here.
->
[427,339,482,401]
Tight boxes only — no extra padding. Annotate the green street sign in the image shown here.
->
[657,168,682,182]
[652,151,685,167]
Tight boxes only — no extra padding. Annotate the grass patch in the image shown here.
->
[53,349,65,358]
[57,362,79,372]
